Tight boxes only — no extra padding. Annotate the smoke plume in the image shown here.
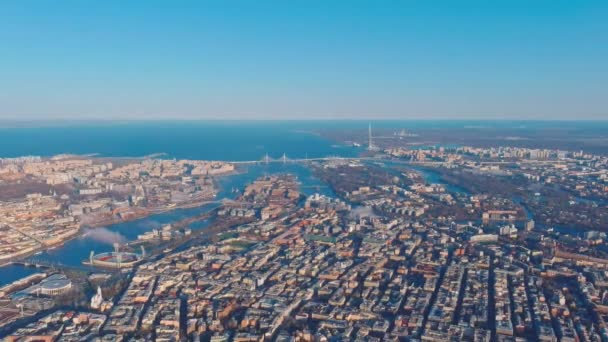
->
[84,227,127,245]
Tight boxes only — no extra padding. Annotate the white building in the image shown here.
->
[91,286,104,309]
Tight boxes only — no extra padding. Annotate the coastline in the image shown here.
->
[0,193,226,267]
[0,161,247,268]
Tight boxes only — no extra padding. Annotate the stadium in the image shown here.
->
[85,243,145,269]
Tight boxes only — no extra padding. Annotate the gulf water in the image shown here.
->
[0,121,360,160]
[0,121,357,286]
[1,120,604,285]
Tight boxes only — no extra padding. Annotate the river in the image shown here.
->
[0,163,345,286]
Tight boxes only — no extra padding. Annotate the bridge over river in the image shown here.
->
[225,154,554,166]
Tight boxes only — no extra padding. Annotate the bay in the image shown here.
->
[0,122,354,286]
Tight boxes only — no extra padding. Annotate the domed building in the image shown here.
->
[28,274,72,296]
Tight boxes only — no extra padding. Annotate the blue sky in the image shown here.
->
[0,1,606,120]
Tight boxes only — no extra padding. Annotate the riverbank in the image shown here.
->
[0,194,224,265]
[0,160,350,288]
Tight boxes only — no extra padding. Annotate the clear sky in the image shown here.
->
[0,0,606,120]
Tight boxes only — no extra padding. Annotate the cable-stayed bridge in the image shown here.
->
[230,154,365,165]
[228,154,562,167]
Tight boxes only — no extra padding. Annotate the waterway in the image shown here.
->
[0,122,356,286]
[0,121,360,160]
[408,165,470,195]
[2,120,601,285]
[412,166,589,237]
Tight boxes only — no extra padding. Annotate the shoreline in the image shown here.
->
[0,195,225,267]
[0,164,248,269]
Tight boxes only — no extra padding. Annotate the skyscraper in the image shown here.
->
[368,123,374,151]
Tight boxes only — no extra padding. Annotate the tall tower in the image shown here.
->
[113,243,121,268]
[368,123,374,151]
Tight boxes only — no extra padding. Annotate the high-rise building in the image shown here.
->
[368,123,374,151]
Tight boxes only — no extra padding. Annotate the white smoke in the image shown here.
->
[83,227,127,245]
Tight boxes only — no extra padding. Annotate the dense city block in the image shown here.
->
[1,140,608,341]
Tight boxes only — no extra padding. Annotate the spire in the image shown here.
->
[368,123,374,151]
